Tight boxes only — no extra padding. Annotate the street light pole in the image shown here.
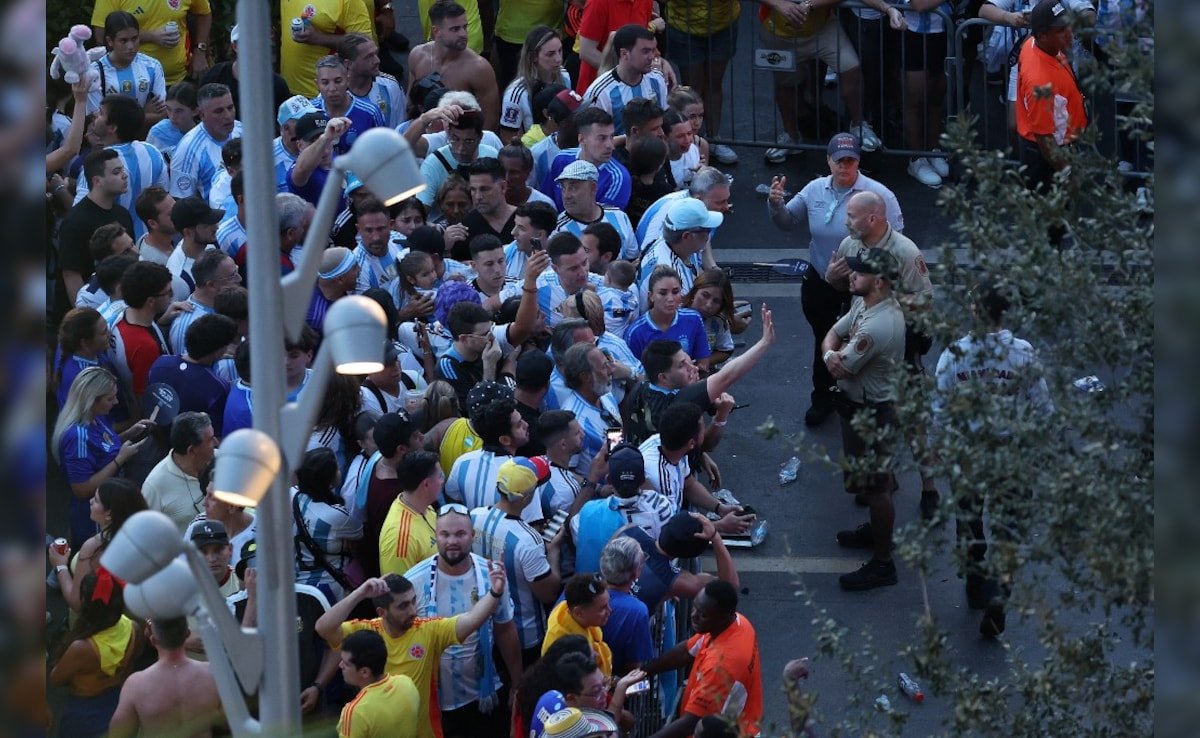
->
[236,0,301,731]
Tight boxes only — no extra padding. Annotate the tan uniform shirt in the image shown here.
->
[832,296,906,403]
[834,227,934,312]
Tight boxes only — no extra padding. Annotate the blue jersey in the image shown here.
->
[602,590,655,672]
[87,52,167,114]
[635,190,688,248]
[560,390,622,472]
[535,270,605,327]
[471,506,552,651]
[273,136,298,192]
[223,379,254,437]
[530,134,562,193]
[146,119,185,159]
[582,69,669,135]
[311,96,386,155]
[171,121,244,200]
[216,215,248,261]
[637,237,704,305]
[625,308,712,363]
[73,141,169,240]
[352,236,408,293]
[540,149,632,210]
[598,286,641,338]
[55,353,123,419]
[357,73,407,129]
[146,355,231,431]
[446,448,547,524]
[287,165,346,211]
[502,241,531,280]
[58,418,120,486]
[551,207,639,261]
[167,297,216,354]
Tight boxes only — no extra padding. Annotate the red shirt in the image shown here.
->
[575,0,654,93]
[681,614,763,736]
[111,315,168,396]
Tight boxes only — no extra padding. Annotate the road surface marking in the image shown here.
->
[698,555,865,575]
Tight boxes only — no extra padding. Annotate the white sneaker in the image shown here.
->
[907,157,943,188]
[852,121,882,153]
[765,133,800,164]
[929,151,950,178]
[711,143,739,165]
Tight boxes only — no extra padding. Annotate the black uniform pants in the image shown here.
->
[801,271,851,410]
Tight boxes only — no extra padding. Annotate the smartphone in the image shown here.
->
[541,509,569,543]
[530,237,542,250]
[606,427,624,447]
[626,679,650,694]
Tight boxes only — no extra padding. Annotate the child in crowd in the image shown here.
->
[603,259,640,337]
[683,268,748,368]
[668,86,710,167]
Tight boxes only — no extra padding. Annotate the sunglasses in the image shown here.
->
[438,503,469,517]
[586,572,605,595]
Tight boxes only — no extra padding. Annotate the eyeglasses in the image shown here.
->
[437,503,469,517]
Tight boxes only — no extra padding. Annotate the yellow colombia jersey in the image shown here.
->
[91,0,211,85]
[280,0,373,98]
[418,0,483,53]
[340,617,459,738]
[378,498,438,577]
[667,0,741,36]
[337,673,419,738]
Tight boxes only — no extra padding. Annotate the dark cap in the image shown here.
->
[607,445,645,495]
[1030,0,1073,34]
[515,350,555,390]
[235,539,257,580]
[845,247,900,282]
[171,196,225,231]
[406,225,446,256]
[658,511,709,559]
[373,411,416,458]
[545,88,584,124]
[382,340,401,367]
[466,380,514,416]
[295,111,330,142]
[827,132,861,162]
[190,519,230,548]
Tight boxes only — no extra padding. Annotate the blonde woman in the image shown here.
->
[51,367,153,547]
[500,25,572,139]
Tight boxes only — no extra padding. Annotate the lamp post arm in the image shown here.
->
[278,348,336,469]
[281,163,347,343]
[189,606,263,737]
[183,546,265,692]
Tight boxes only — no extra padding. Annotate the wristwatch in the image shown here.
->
[488,588,504,599]
[195,42,209,51]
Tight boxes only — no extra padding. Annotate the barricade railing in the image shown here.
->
[950,17,1153,176]
[628,556,701,736]
[665,0,957,161]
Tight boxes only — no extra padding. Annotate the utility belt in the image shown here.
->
[830,386,894,415]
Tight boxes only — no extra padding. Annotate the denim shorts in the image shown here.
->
[665,19,740,67]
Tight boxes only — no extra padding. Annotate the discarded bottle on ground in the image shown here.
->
[874,694,891,712]
[898,673,925,703]
[779,456,801,485]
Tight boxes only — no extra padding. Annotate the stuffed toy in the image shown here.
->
[50,25,105,86]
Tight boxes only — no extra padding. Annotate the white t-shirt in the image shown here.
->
[638,434,691,513]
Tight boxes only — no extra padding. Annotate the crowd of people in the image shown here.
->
[45,0,1084,736]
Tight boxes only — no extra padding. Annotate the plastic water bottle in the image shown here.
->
[778,456,801,486]
[874,694,891,712]
[898,673,925,703]
[749,519,769,546]
[756,182,793,199]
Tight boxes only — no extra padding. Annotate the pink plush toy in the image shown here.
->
[50,25,102,86]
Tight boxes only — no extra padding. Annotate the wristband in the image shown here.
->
[488,588,504,599]
[522,285,537,294]
[55,564,68,574]
[823,349,836,363]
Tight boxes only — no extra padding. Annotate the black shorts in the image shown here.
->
[838,401,899,496]
[902,30,948,72]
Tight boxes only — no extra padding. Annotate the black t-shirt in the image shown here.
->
[622,378,715,447]
[57,198,135,277]
[437,350,486,409]
[613,146,676,228]
[330,206,359,251]
[461,209,517,255]
[515,400,544,457]
[201,62,293,119]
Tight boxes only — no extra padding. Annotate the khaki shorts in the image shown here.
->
[759,18,861,85]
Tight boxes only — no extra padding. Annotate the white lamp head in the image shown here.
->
[99,510,185,584]
[123,558,200,620]
[213,428,283,507]
[324,295,388,374]
[336,127,425,205]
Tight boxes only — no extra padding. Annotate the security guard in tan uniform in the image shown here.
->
[821,247,906,591]
[827,190,942,519]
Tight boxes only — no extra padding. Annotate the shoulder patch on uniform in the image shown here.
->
[916,255,929,276]
[854,334,874,354]
[502,107,520,125]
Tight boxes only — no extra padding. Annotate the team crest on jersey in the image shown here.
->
[502,107,520,126]
[102,431,115,449]
[302,4,317,20]
[167,0,180,9]
[176,175,193,192]
[409,644,426,659]
[122,80,134,94]
[139,79,149,92]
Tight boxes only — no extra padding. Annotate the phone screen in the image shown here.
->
[627,679,650,694]
[606,428,624,447]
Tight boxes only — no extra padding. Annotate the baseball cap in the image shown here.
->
[664,197,723,231]
[845,247,900,282]
[827,132,861,162]
[607,445,645,495]
[466,380,514,416]
[295,111,330,143]
[277,95,317,127]
[658,511,709,560]
[373,411,416,458]
[344,171,365,195]
[515,350,555,390]
[171,196,225,230]
[538,707,620,738]
[556,159,599,183]
[545,88,584,124]
[529,690,569,738]
[235,539,257,580]
[190,520,230,548]
[1030,0,1073,34]
[496,457,549,497]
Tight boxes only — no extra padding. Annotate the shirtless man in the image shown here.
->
[109,618,223,738]
[408,1,500,132]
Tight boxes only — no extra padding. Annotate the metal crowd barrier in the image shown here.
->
[662,0,958,161]
[628,557,701,736]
